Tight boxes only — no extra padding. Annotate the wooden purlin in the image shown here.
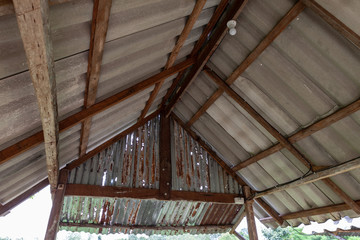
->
[13,0,59,191]
[186,1,306,127]
[79,0,112,157]
[0,59,194,167]
[138,0,207,121]
[164,0,248,116]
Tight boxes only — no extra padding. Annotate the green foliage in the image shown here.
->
[218,233,238,240]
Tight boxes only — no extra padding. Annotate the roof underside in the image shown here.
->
[1,0,360,236]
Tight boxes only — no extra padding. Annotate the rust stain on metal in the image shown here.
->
[132,129,140,188]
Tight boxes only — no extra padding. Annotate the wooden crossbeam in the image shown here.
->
[164,0,248,116]
[186,1,305,127]
[159,0,230,109]
[302,0,360,49]
[59,222,233,231]
[13,0,59,191]
[0,59,194,166]
[79,0,112,157]
[139,0,207,121]
[254,157,360,199]
[45,169,69,240]
[65,184,241,204]
[259,200,360,224]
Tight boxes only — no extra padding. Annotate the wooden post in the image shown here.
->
[244,186,258,240]
[45,169,69,240]
[159,112,172,200]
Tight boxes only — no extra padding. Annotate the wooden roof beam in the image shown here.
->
[138,0,207,121]
[260,199,360,224]
[159,0,230,109]
[13,0,59,192]
[79,0,112,157]
[302,0,360,49]
[164,0,248,116]
[0,58,194,166]
[65,184,242,204]
[186,1,305,127]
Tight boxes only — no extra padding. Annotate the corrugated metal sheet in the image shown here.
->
[172,119,241,194]
[59,196,242,235]
[174,0,360,227]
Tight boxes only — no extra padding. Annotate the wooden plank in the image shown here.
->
[230,205,245,234]
[65,184,240,204]
[138,0,207,121]
[171,113,247,186]
[45,169,69,240]
[0,179,49,216]
[66,110,160,170]
[0,58,194,166]
[159,112,172,200]
[244,186,258,240]
[186,1,305,127]
[260,200,360,224]
[233,98,360,171]
[255,198,284,226]
[59,222,233,231]
[79,0,112,156]
[254,157,360,199]
[302,0,360,49]
[322,178,360,215]
[205,68,312,169]
[159,0,229,110]
[164,0,248,116]
[13,0,59,191]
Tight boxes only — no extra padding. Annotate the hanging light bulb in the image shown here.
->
[227,20,237,36]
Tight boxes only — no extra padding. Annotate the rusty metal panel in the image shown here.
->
[69,117,160,189]
[172,119,241,194]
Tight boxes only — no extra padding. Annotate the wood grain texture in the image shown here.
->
[159,112,172,200]
[186,1,305,127]
[13,0,59,191]
[139,0,206,121]
[244,186,258,240]
[255,198,284,226]
[0,59,194,167]
[230,205,245,234]
[79,0,112,157]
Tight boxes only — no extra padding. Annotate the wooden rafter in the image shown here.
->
[260,199,360,224]
[164,0,248,116]
[159,0,230,110]
[186,1,305,127]
[65,184,241,204]
[13,0,59,191]
[79,0,112,157]
[301,0,360,49]
[138,0,207,121]
[0,58,194,166]
[255,198,284,226]
[45,169,69,240]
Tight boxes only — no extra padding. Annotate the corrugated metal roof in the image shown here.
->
[59,196,242,235]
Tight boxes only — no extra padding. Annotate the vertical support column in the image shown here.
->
[244,186,258,240]
[45,169,69,239]
[159,112,171,200]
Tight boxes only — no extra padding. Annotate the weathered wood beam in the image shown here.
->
[159,111,172,200]
[186,1,305,127]
[59,222,233,231]
[233,231,246,240]
[244,186,258,240]
[139,0,207,121]
[205,68,312,169]
[45,169,69,240]
[159,0,230,110]
[259,200,360,224]
[0,58,194,166]
[0,178,49,216]
[255,198,284,226]
[65,184,241,204]
[233,98,360,171]
[79,0,112,157]
[254,157,360,199]
[13,0,59,191]
[171,113,246,186]
[302,0,360,49]
[66,109,160,170]
[230,205,245,234]
[164,0,248,116]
